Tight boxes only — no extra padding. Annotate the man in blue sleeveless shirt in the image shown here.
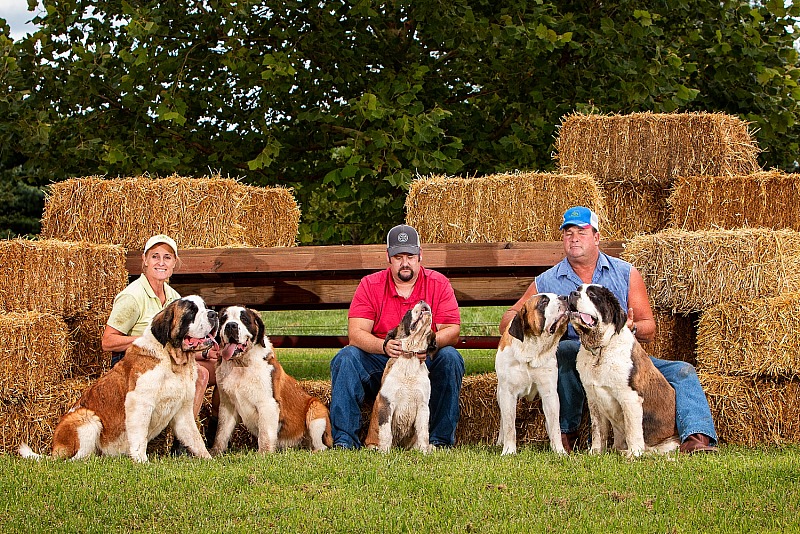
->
[499,206,718,454]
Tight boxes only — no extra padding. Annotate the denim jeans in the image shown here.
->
[329,345,465,448]
[557,339,718,445]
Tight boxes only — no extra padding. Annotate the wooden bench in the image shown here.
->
[126,241,624,349]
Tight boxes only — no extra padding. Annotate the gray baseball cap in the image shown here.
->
[386,224,420,256]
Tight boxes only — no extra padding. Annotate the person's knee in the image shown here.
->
[331,345,362,373]
[431,347,465,376]
[196,365,210,389]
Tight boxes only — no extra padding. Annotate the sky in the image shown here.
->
[0,1,42,40]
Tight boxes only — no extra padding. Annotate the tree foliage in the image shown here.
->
[2,0,799,244]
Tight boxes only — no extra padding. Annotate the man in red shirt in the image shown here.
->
[329,224,465,449]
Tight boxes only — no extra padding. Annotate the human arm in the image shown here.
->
[499,280,539,333]
[347,317,387,355]
[627,266,656,344]
[101,324,137,353]
[433,323,460,349]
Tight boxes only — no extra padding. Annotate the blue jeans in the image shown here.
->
[329,345,465,448]
[557,339,718,445]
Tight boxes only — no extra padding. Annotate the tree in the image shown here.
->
[2,1,798,244]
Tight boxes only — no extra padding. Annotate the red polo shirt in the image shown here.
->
[348,266,461,339]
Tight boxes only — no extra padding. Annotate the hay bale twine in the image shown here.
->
[669,171,800,231]
[0,312,72,402]
[406,172,607,243]
[0,239,127,318]
[555,111,761,239]
[696,293,800,378]
[41,175,299,248]
[622,229,800,313]
[699,371,800,446]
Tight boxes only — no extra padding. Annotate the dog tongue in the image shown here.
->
[221,343,239,361]
[580,313,595,326]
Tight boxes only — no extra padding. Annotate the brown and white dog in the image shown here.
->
[19,296,219,462]
[364,300,437,453]
[210,306,332,454]
[495,293,570,455]
[568,284,679,457]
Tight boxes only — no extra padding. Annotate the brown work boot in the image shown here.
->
[679,433,719,454]
[561,431,580,454]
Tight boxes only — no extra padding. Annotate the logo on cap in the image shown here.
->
[398,233,409,243]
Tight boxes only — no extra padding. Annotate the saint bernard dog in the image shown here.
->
[364,300,437,453]
[19,296,219,462]
[568,284,679,457]
[210,306,332,454]
[495,293,570,455]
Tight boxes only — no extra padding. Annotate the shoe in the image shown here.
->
[679,433,719,454]
[170,439,190,457]
[204,416,219,450]
[332,442,356,450]
[561,431,580,454]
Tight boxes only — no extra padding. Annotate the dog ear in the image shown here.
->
[596,286,627,334]
[151,301,176,346]
[508,310,525,342]
[426,330,438,359]
[252,309,267,347]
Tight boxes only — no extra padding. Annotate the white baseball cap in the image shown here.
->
[144,234,179,256]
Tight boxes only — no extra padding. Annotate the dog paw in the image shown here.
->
[501,445,517,456]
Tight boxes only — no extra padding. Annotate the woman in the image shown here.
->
[101,234,219,449]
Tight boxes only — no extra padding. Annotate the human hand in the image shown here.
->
[627,307,635,330]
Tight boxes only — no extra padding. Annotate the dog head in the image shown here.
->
[150,295,219,365]
[567,284,626,348]
[507,293,569,343]
[217,306,269,361]
[385,300,436,358]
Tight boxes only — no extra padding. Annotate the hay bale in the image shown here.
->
[696,293,800,378]
[0,375,93,455]
[555,111,761,182]
[699,371,800,446]
[641,309,697,365]
[555,112,761,240]
[0,312,72,401]
[66,313,110,378]
[240,185,301,247]
[669,171,800,231]
[0,239,127,318]
[406,172,607,243]
[621,229,800,313]
[41,175,299,248]
[596,178,672,240]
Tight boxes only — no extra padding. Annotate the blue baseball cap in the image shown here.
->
[559,206,599,232]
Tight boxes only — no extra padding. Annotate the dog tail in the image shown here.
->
[19,442,43,460]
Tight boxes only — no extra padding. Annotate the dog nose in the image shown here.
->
[208,309,218,320]
[558,295,567,302]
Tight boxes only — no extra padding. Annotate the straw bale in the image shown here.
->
[598,177,672,240]
[699,371,800,445]
[0,375,93,455]
[66,313,110,378]
[41,175,299,248]
[669,171,800,232]
[239,185,300,247]
[0,239,127,318]
[555,111,761,183]
[0,312,72,402]
[641,309,697,365]
[696,293,800,378]
[621,229,800,313]
[406,172,608,243]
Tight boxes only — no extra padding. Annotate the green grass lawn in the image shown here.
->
[3,445,799,532]
[263,306,506,380]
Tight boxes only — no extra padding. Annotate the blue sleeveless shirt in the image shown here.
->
[535,252,632,341]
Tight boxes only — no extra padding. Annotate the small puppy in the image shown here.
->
[211,306,332,454]
[495,293,570,455]
[364,300,437,453]
[20,296,218,462]
[568,283,679,457]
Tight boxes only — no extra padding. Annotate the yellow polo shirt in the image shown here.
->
[106,274,181,337]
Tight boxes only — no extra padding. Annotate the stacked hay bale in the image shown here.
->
[406,172,606,242]
[554,111,761,240]
[0,240,128,453]
[41,175,300,248]
[623,229,800,444]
